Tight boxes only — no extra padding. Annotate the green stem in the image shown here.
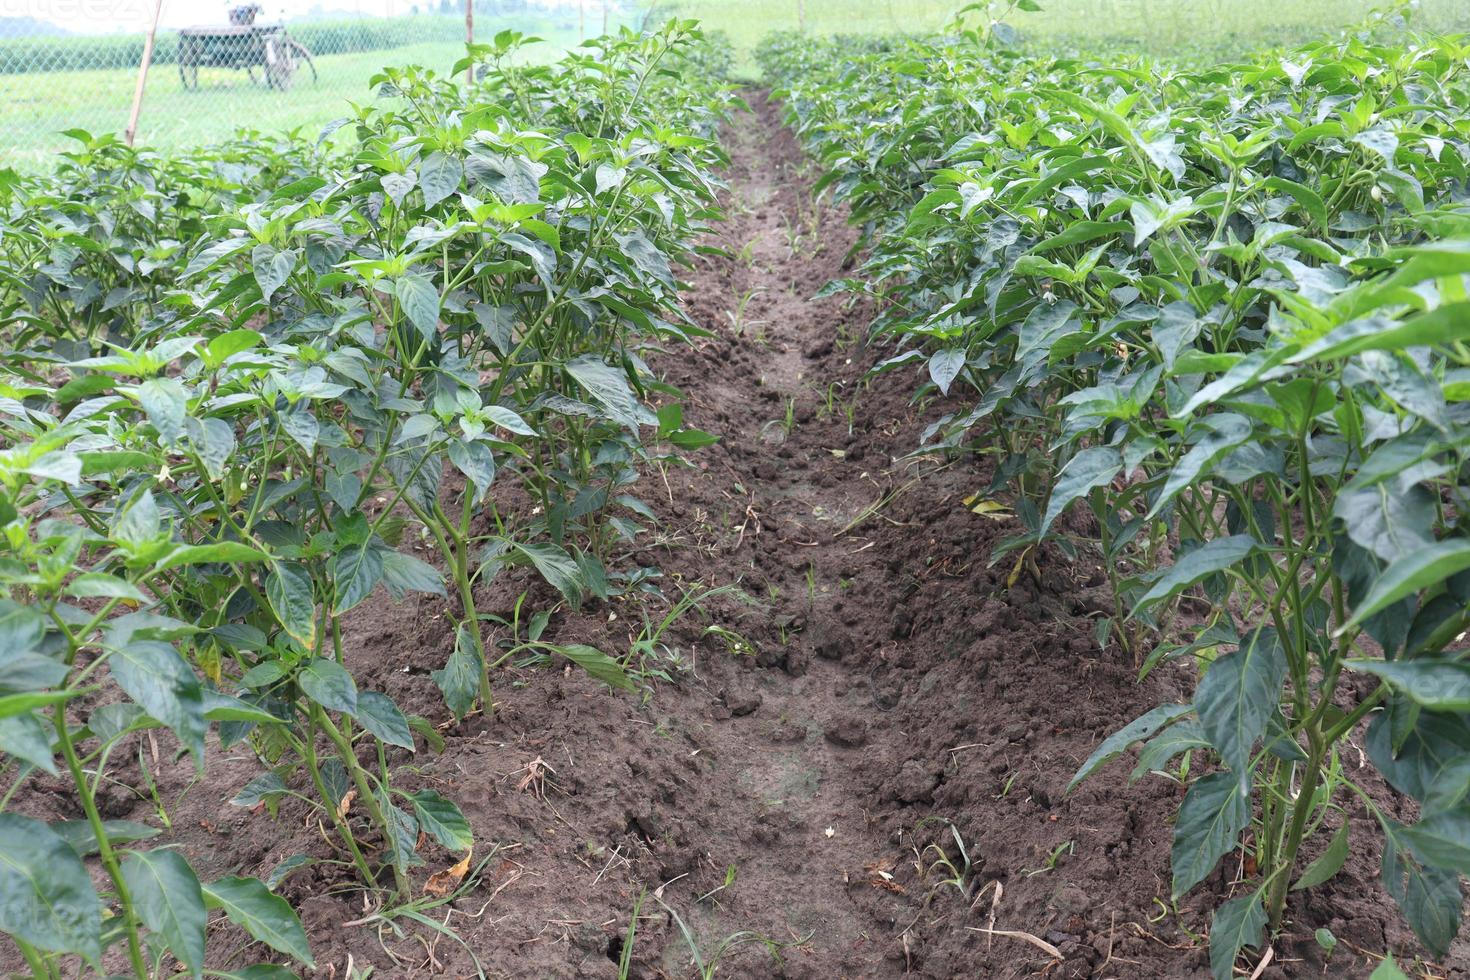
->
[52,709,149,979]
[312,705,412,898]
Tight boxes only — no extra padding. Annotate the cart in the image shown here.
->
[178,5,317,91]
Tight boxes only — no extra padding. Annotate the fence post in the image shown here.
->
[464,0,474,85]
[123,0,166,147]
[796,0,806,33]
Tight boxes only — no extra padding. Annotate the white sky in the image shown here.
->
[8,0,585,34]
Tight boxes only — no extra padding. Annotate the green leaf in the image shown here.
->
[51,819,160,857]
[1067,702,1193,792]
[0,813,102,961]
[122,848,207,979]
[203,875,313,966]
[1040,447,1122,537]
[157,541,272,572]
[135,377,187,446]
[928,348,965,395]
[297,658,357,716]
[231,772,287,809]
[63,573,147,601]
[1341,541,1470,632]
[432,624,481,721]
[202,691,285,726]
[0,689,80,719]
[565,355,642,432]
[0,714,59,774]
[378,551,444,601]
[509,541,585,607]
[396,275,440,341]
[331,543,383,614]
[1146,416,1254,519]
[407,790,473,851]
[356,691,414,750]
[1262,176,1328,230]
[1135,535,1260,611]
[1194,628,1287,783]
[1382,822,1461,957]
[448,439,497,504]
[108,640,205,760]
[1333,485,1436,564]
[1293,820,1350,890]
[251,244,294,304]
[549,643,635,692]
[418,151,463,208]
[1208,890,1266,980]
[266,562,317,649]
[1172,771,1249,899]
[1347,659,1470,712]
[1297,304,1470,362]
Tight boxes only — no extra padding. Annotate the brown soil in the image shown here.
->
[6,92,1467,980]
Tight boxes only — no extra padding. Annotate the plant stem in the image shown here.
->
[52,709,149,980]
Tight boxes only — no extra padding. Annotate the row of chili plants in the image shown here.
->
[763,5,1470,977]
[0,22,731,977]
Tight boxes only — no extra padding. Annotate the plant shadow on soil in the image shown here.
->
[7,91,1467,980]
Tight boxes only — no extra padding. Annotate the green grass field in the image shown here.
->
[2,26,592,169]
[670,0,1470,71]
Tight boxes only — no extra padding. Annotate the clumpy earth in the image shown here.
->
[6,92,1466,980]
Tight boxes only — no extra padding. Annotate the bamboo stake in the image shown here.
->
[123,0,165,147]
[464,0,473,85]
[579,0,586,41]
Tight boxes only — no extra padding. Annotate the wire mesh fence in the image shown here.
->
[1,0,630,168]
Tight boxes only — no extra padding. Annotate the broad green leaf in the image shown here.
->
[1194,628,1287,784]
[407,790,473,852]
[122,848,206,979]
[356,691,414,750]
[1208,889,1266,980]
[1293,820,1350,890]
[1146,416,1255,519]
[509,541,585,607]
[297,658,357,716]
[157,541,271,572]
[1172,771,1249,898]
[566,355,642,432]
[51,819,160,857]
[928,348,965,396]
[548,643,635,692]
[1040,447,1122,537]
[1383,822,1462,957]
[396,275,441,341]
[0,813,101,961]
[1135,535,1260,610]
[331,543,383,614]
[380,550,446,599]
[418,151,463,208]
[432,624,481,720]
[1342,542,1470,632]
[135,377,187,446]
[266,562,317,649]
[108,640,205,760]
[1348,659,1470,712]
[203,875,313,966]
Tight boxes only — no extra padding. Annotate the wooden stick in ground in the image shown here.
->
[124,0,166,147]
[464,0,473,86]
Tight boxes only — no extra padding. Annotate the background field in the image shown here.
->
[5,0,1470,168]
